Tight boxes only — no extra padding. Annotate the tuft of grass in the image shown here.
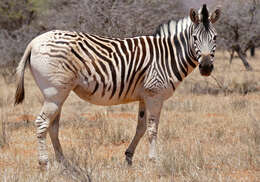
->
[159,141,206,180]
[0,64,16,85]
[0,109,8,148]
[229,80,259,95]
[0,81,9,148]
[230,99,248,111]
[249,113,260,169]
[94,112,131,145]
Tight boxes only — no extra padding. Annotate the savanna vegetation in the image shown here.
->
[0,0,259,181]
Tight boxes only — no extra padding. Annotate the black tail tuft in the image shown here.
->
[14,77,25,105]
[14,42,31,106]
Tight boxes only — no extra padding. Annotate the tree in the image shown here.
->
[1,0,259,69]
[0,0,185,66]
[216,0,260,70]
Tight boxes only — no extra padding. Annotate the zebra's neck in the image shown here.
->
[153,17,198,83]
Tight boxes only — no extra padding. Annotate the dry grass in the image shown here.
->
[0,51,260,181]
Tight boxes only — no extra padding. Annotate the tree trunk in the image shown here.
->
[229,49,235,64]
[236,49,253,71]
[250,46,255,57]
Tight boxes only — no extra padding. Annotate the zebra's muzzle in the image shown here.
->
[199,56,214,76]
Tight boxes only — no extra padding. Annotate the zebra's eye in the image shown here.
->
[213,35,217,41]
[193,35,198,41]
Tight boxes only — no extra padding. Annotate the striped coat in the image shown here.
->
[14,4,221,167]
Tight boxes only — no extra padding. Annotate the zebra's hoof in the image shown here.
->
[38,161,49,170]
[126,157,133,166]
[125,151,133,166]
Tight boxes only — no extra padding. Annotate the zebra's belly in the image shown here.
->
[73,84,140,106]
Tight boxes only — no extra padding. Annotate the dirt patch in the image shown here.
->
[8,114,36,123]
[227,169,258,181]
[204,113,227,118]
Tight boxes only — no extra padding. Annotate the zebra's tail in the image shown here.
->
[14,43,32,105]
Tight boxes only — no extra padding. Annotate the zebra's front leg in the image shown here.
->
[125,101,146,165]
[35,101,60,168]
[145,98,163,161]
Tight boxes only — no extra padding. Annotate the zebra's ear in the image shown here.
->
[190,8,199,24]
[210,8,221,24]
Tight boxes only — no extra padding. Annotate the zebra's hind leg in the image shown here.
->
[49,112,65,163]
[35,101,61,168]
[125,101,146,165]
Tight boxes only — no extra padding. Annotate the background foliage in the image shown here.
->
[0,0,259,67]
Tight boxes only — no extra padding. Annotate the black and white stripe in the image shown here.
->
[43,15,216,100]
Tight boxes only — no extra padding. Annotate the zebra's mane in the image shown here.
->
[201,4,210,31]
[154,17,192,38]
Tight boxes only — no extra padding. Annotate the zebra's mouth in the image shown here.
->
[200,70,211,76]
[199,56,214,76]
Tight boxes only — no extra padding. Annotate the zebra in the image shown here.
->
[14,4,221,167]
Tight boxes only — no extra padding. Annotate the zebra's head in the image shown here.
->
[190,4,221,76]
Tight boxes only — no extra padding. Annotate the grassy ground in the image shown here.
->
[0,51,260,181]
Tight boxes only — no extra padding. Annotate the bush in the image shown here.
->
[0,0,47,31]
